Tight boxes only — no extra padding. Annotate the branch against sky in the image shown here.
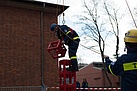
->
[77,0,114,86]
[76,0,129,58]
[76,0,129,87]
[36,0,137,63]
[77,0,111,56]
[103,0,126,58]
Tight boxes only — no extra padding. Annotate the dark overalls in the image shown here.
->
[57,25,80,71]
[105,47,137,91]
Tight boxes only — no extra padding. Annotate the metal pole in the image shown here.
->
[40,2,46,91]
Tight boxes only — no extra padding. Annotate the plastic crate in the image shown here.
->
[47,40,67,58]
[59,60,76,91]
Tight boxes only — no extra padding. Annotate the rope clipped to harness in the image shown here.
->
[57,26,101,54]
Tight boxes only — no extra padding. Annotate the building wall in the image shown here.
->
[0,3,58,88]
[76,64,103,87]
[76,63,119,87]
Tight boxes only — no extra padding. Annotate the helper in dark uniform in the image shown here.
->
[50,23,80,71]
[104,29,137,91]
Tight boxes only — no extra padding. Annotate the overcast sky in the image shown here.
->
[36,0,137,64]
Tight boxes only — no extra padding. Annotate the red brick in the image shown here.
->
[0,3,59,89]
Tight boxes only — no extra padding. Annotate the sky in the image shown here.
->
[36,0,137,64]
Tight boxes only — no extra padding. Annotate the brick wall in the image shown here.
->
[76,63,119,87]
[0,4,59,88]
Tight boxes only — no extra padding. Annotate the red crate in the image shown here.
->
[59,60,76,91]
[47,40,67,59]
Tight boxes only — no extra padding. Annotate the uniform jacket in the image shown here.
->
[105,47,137,91]
[56,25,80,45]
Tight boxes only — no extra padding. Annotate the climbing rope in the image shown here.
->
[62,13,66,25]
[57,26,101,54]
[125,0,137,28]
[56,0,66,25]
[62,0,66,25]
[55,1,113,87]
[55,0,100,54]
[56,0,137,54]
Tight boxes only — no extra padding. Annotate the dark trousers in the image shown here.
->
[68,39,80,69]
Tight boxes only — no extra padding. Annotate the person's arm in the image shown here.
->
[105,57,114,74]
[104,55,123,76]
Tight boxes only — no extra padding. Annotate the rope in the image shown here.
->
[56,0,66,25]
[62,0,66,25]
[62,13,66,24]
[55,0,100,53]
[57,26,101,55]
[56,26,114,87]
[125,0,137,28]
[56,0,58,17]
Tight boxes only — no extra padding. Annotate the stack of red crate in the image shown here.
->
[59,60,76,91]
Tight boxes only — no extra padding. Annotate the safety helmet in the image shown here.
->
[50,23,57,31]
[124,29,137,43]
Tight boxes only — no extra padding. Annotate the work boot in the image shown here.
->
[67,60,79,71]
[66,65,74,71]
[72,64,79,71]
[72,59,79,71]
[75,65,79,71]
[66,66,79,71]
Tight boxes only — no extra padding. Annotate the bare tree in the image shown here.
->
[103,1,125,58]
[78,0,113,86]
[103,1,126,88]
[77,0,125,87]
